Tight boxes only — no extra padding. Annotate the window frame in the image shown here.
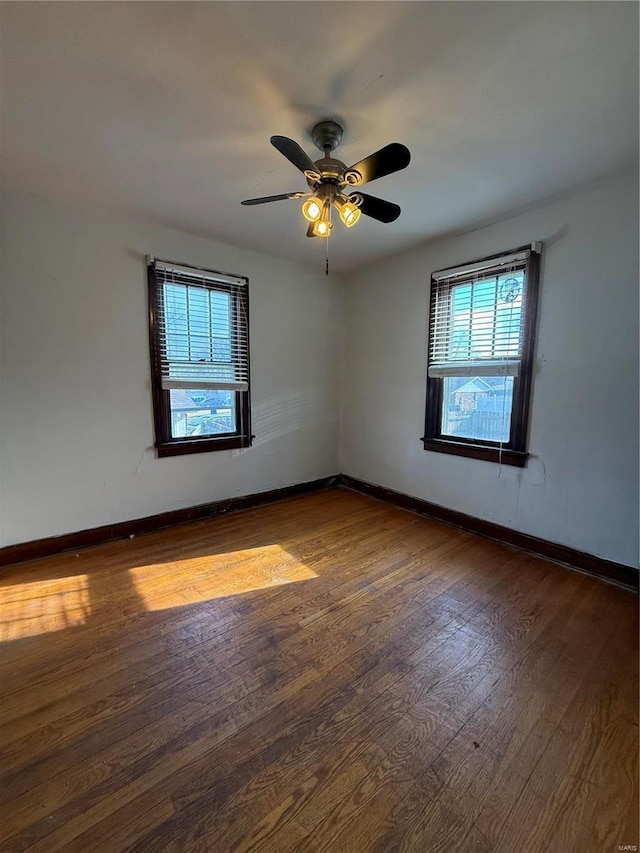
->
[147,261,252,458]
[423,245,540,467]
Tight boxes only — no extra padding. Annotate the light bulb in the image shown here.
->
[339,201,361,228]
[302,197,322,222]
[312,219,332,237]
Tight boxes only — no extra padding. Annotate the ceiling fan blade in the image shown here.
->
[346,143,411,186]
[352,192,401,223]
[271,136,319,174]
[241,192,306,205]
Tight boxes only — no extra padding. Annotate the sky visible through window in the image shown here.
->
[163,283,236,438]
[448,272,523,362]
[443,271,523,443]
[164,283,232,364]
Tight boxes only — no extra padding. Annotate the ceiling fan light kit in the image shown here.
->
[334,195,361,227]
[241,119,411,270]
[312,217,331,238]
[301,196,323,222]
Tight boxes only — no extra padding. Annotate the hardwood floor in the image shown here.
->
[0,488,637,852]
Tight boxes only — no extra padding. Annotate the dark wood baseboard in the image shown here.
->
[339,474,639,592]
[3,472,637,591]
[0,476,339,569]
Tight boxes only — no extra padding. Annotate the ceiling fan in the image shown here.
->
[241,119,411,239]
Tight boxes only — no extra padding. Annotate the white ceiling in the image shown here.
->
[1,2,638,273]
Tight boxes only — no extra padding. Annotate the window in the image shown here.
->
[423,245,540,466]
[147,258,251,457]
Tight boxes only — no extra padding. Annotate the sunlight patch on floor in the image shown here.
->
[129,544,318,611]
[0,546,318,640]
[0,574,90,641]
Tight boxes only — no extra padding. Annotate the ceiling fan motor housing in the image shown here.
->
[308,157,345,187]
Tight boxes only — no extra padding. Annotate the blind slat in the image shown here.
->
[432,250,530,282]
[162,378,249,392]
[152,258,246,286]
[428,361,521,378]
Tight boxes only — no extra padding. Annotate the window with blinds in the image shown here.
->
[147,258,251,456]
[424,245,541,466]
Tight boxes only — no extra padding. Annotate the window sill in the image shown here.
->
[156,436,251,458]
[422,438,528,467]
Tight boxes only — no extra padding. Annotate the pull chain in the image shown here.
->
[325,235,330,275]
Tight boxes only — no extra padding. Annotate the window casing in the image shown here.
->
[148,259,251,457]
[423,245,540,466]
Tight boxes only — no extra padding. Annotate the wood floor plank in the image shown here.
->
[55,599,467,851]
[0,488,636,852]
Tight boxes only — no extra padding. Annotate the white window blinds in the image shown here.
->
[428,249,530,378]
[151,259,249,392]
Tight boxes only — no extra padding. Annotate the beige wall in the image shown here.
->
[0,189,343,545]
[341,171,639,568]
